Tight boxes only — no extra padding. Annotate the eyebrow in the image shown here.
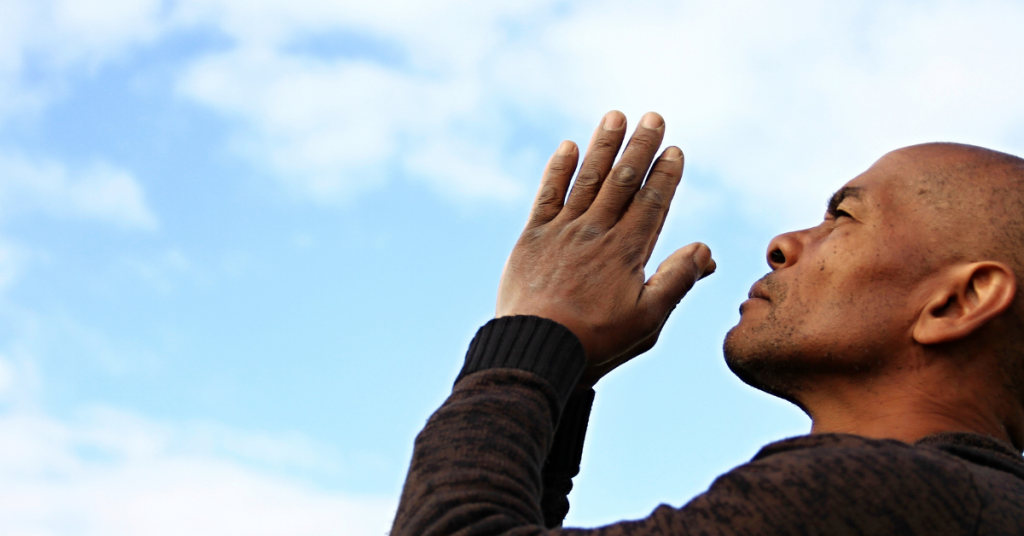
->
[827,186,863,215]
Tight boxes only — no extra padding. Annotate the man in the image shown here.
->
[391,111,1024,535]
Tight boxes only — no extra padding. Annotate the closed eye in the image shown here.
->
[825,208,852,221]
[825,186,862,221]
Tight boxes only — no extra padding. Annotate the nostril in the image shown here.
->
[769,249,786,265]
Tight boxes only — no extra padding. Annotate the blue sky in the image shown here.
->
[1,1,1024,534]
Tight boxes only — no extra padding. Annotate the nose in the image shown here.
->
[766,230,805,270]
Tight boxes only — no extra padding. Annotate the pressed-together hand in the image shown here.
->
[496,111,715,388]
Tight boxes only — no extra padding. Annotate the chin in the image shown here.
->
[722,325,809,411]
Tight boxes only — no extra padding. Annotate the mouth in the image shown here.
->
[747,280,771,302]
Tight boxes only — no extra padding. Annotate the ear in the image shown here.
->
[913,262,1017,345]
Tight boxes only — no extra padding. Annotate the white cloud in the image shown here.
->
[405,137,524,203]
[0,0,167,123]
[0,409,397,536]
[0,271,399,535]
[170,0,1024,223]
[6,0,1024,217]
[0,1,164,233]
[178,49,409,201]
[0,352,395,536]
[491,0,1024,226]
[44,0,165,68]
[173,10,533,204]
[0,152,158,230]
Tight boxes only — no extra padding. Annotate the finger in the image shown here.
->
[528,140,579,227]
[641,242,714,321]
[643,210,669,267]
[560,111,627,219]
[618,146,684,262]
[587,112,666,226]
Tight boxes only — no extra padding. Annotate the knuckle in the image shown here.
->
[547,160,571,175]
[531,205,558,222]
[608,166,640,189]
[633,187,665,210]
[522,226,546,242]
[531,202,558,220]
[618,240,645,264]
[537,184,561,203]
[573,170,601,189]
[591,136,619,151]
[572,222,605,242]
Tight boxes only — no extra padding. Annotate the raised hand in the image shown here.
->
[496,111,715,388]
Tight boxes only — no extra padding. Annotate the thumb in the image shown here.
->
[642,242,715,317]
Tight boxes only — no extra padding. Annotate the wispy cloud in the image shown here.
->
[0,412,397,536]
[173,17,532,204]
[476,0,1024,225]
[173,0,1024,220]
[4,1,1024,218]
[0,0,167,124]
[0,152,158,230]
[0,352,396,536]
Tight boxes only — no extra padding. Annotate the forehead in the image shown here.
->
[835,149,943,216]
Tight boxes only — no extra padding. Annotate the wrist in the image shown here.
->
[457,316,586,410]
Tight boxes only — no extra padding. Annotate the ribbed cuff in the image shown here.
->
[545,388,595,473]
[456,316,586,409]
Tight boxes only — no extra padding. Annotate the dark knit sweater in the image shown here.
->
[392,316,1024,535]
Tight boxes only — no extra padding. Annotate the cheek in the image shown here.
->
[787,260,912,344]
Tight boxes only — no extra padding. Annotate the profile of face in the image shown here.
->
[723,146,977,404]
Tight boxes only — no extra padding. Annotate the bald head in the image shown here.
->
[885,143,1024,270]
[876,144,1024,402]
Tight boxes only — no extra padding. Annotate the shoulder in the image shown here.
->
[678,434,981,535]
[749,433,974,483]
[916,432,1024,532]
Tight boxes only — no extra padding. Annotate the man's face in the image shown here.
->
[723,149,943,400]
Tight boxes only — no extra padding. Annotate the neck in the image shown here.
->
[799,352,1024,451]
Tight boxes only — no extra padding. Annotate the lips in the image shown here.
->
[747,280,771,302]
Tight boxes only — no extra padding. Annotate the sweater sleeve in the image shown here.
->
[390,317,984,536]
[457,315,594,527]
[542,388,594,527]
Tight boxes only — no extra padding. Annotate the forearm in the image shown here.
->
[542,388,595,527]
[391,316,587,536]
[392,369,562,536]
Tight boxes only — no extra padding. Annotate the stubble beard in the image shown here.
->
[723,276,811,408]
[722,280,893,412]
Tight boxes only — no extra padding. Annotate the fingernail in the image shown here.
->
[556,140,576,155]
[662,146,682,161]
[603,111,625,130]
[692,243,714,277]
[700,258,717,280]
[641,112,664,130]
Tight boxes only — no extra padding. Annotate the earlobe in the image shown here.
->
[913,262,1017,345]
